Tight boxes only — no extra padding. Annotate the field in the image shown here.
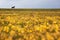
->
[0,9,60,40]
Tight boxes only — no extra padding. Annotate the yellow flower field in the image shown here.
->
[0,9,60,40]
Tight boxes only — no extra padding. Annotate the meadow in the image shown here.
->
[0,9,60,40]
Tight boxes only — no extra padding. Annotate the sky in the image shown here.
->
[0,0,60,8]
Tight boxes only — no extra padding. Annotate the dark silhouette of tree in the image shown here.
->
[11,6,15,8]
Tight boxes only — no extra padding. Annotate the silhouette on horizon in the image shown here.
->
[11,6,15,8]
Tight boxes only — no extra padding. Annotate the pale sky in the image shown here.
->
[0,0,60,8]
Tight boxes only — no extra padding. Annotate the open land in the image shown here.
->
[0,9,60,40]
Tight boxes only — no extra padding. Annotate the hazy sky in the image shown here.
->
[0,0,60,8]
